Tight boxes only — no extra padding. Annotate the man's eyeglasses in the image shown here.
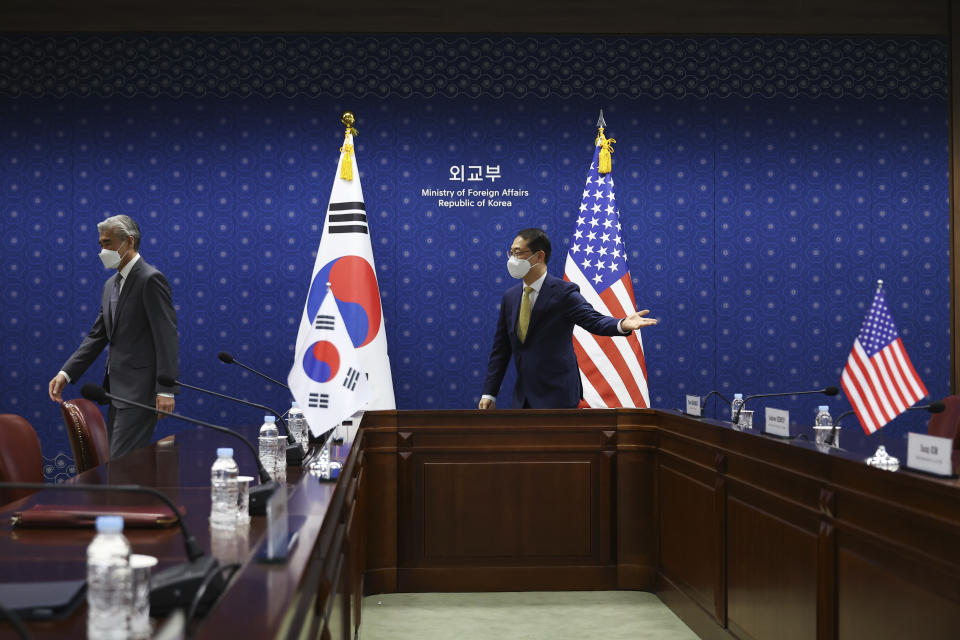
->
[508,248,534,258]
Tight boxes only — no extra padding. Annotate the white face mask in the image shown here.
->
[99,249,122,269]
[507,255,534,279]
[98,239,128,269]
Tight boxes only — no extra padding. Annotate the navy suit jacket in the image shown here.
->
[62,257,179,410]
[482,273,626,408]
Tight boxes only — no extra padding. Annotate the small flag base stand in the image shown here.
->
[304,425,343,481]
[865,444,900,471]
[309,438,342,482]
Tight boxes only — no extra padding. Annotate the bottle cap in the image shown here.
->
[265,416,276,423]
[291,401,299,409]
[95,515,124,533]
[734,393,743,399]
[819,405,829,412]
[216,447,234,457]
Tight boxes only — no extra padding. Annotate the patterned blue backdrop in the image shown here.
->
[0,36,949,480]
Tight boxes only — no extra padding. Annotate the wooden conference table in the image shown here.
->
[1,409,959,639]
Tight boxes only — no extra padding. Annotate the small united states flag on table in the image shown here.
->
[841,282,928,434]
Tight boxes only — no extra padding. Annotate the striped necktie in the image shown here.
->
[517,286,534,343]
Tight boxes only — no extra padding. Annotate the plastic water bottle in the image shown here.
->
[731,393,744,425]
[814,405,834,446]
[210,447,239,529]
[259,415,281,479]
[815,405,832,428]
[288,402,307,448]
[87,515,133,640]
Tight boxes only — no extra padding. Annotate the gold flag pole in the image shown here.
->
[339,111,359,181]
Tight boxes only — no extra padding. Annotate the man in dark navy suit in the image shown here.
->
[49,215,179,457]
[480,228,657,409]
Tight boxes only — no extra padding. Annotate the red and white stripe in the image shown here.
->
[840,337,928,434]
[564,257,650,408]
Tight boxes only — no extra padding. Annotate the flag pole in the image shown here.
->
[865,278,900,471]
[299,113,363,470]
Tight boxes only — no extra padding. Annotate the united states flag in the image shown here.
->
[840,284,928,434]
[563,129,649,408]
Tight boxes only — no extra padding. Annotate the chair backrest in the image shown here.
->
[0,414,43,506]
[927,395,960,448]
[60,399,110,473]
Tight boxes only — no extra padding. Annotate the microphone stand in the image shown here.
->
[160,376,304,466]
[825,410,854,447]
[217,352,290,390]
[736,387,841,424]
[701,390,730,420]
[80,384,278,515]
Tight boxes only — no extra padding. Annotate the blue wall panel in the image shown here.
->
[0,36,949,479]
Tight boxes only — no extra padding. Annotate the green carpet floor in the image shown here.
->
[360,591,698,640]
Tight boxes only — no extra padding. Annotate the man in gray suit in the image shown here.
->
[49,215,179,458]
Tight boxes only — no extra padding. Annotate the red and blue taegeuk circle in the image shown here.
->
[302,340,340,383]
[307,255,381,348]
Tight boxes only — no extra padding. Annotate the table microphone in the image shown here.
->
[826,401,944,446]
[909,401,946,414]
[217,351,290,390]
[80,384,278,515]
[0,481,220,619]
[734,386,840,423]
[157,375,304,466]
[700,390,730,417]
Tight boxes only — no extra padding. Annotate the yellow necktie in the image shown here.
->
[517,286,534,343]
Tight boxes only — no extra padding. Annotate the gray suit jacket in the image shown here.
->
[62,257,179,409]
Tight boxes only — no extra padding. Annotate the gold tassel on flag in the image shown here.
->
[339,111,359,181]
[596,126,616,174]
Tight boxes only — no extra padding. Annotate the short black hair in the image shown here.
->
[516,228,551,264]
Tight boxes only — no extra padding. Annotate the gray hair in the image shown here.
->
[97,215,141,250]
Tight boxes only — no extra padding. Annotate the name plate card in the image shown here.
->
[685,395,701,417]
[906,432,954,477]
[765,408,790,437]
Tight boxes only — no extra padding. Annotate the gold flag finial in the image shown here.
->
[339,111,358,181]
[341,111,359,136]
[594,111,615,174]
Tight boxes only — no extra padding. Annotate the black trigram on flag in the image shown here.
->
[327,202,368,235]
[308,392,329,409]
[314,314,335,331]
[343,367,360,391]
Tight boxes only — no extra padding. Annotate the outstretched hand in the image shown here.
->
[621,309,659,332]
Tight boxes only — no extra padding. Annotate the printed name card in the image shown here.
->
[685,395,701,417]
[906,432,954,477]
[765,408,790,437]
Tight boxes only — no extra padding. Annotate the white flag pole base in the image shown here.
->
[865,444,900,472]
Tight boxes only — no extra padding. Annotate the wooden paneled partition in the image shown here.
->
[361,409,660,593]
[360,409,960,640]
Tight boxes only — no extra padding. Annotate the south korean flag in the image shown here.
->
[288,282,370,438]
